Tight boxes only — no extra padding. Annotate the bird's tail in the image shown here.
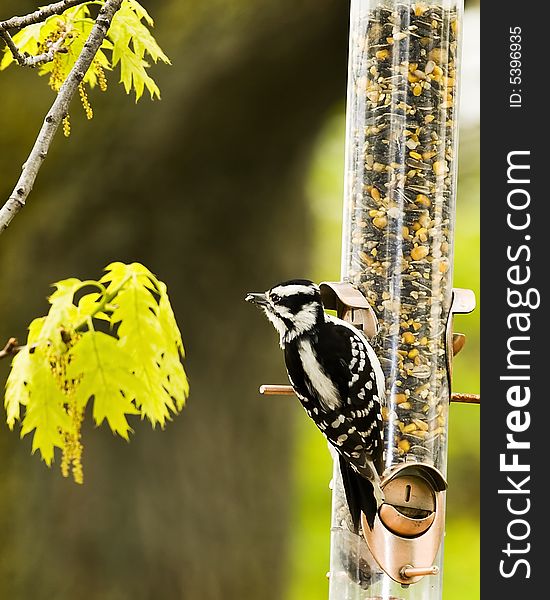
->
[339,456,383,532]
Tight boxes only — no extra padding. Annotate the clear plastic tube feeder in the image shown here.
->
[329,1,463,598]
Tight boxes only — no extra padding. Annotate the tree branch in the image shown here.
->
[0,28,69,67]
[0,338,20,360]
[0,0,88,31]
[0,29,24,60]
[0,0,123,235]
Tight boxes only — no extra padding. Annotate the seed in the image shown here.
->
[418,213,431,228]
[429,47,444,63]
[342,2,457,473]
[413,429,428,438]
[367,90,380,102]
[373,216,388,229]
[394,393,407,404]
[402,332,415,345]
[416,193,431,207]
[433,160,448,176]
[417,228,428,242]
[411,245,429,261]
[359,251,373,265]
[398,439,411,453]
[413,419,429,431]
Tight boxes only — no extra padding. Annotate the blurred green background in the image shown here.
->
[0,1,479,599]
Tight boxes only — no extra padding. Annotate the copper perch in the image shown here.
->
[259,385,480,404]
[259,385,296,396]
[400,565,440,579]
[449,392,480,404]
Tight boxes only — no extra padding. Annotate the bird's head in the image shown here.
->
[245,279,324,346]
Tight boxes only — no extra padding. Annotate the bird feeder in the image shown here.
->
[256,0,476,597]
[328,0,471,598]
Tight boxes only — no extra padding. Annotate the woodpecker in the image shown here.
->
[246,279,386,530]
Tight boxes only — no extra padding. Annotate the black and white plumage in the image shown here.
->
[246,279,386,530]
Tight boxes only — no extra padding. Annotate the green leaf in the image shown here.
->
[38,278,82,350]
[27,317,46,344]
[161,350,189,412]
[126,0,154,26]
[118,47,160,100]
[101,261,157,290]
[102,262,188,425]
[110,2,170,63]
[76,291,110,322]
[108,0,169,99]
[158,281,184,355]
[38,7,96,86]
[3,261,188,481]
[19,347,72,466]
[68,331,140,440]
[111,276,171,423]
[157,281,188,410]
[4,346,32,430]
[1,0,169,103]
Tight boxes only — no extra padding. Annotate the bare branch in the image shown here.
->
[0,338,20,360]
[0,0,88,31]
[0,29,23,60]
[0,0,123,235]
[0,28,68,67]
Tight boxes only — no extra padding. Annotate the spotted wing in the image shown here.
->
[315,316,385,477]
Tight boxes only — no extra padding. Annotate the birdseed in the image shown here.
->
[341,1,459,473]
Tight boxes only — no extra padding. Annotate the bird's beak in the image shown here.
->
[245,292,269,306]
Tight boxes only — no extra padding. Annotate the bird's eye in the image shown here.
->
[270,294,280,303]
